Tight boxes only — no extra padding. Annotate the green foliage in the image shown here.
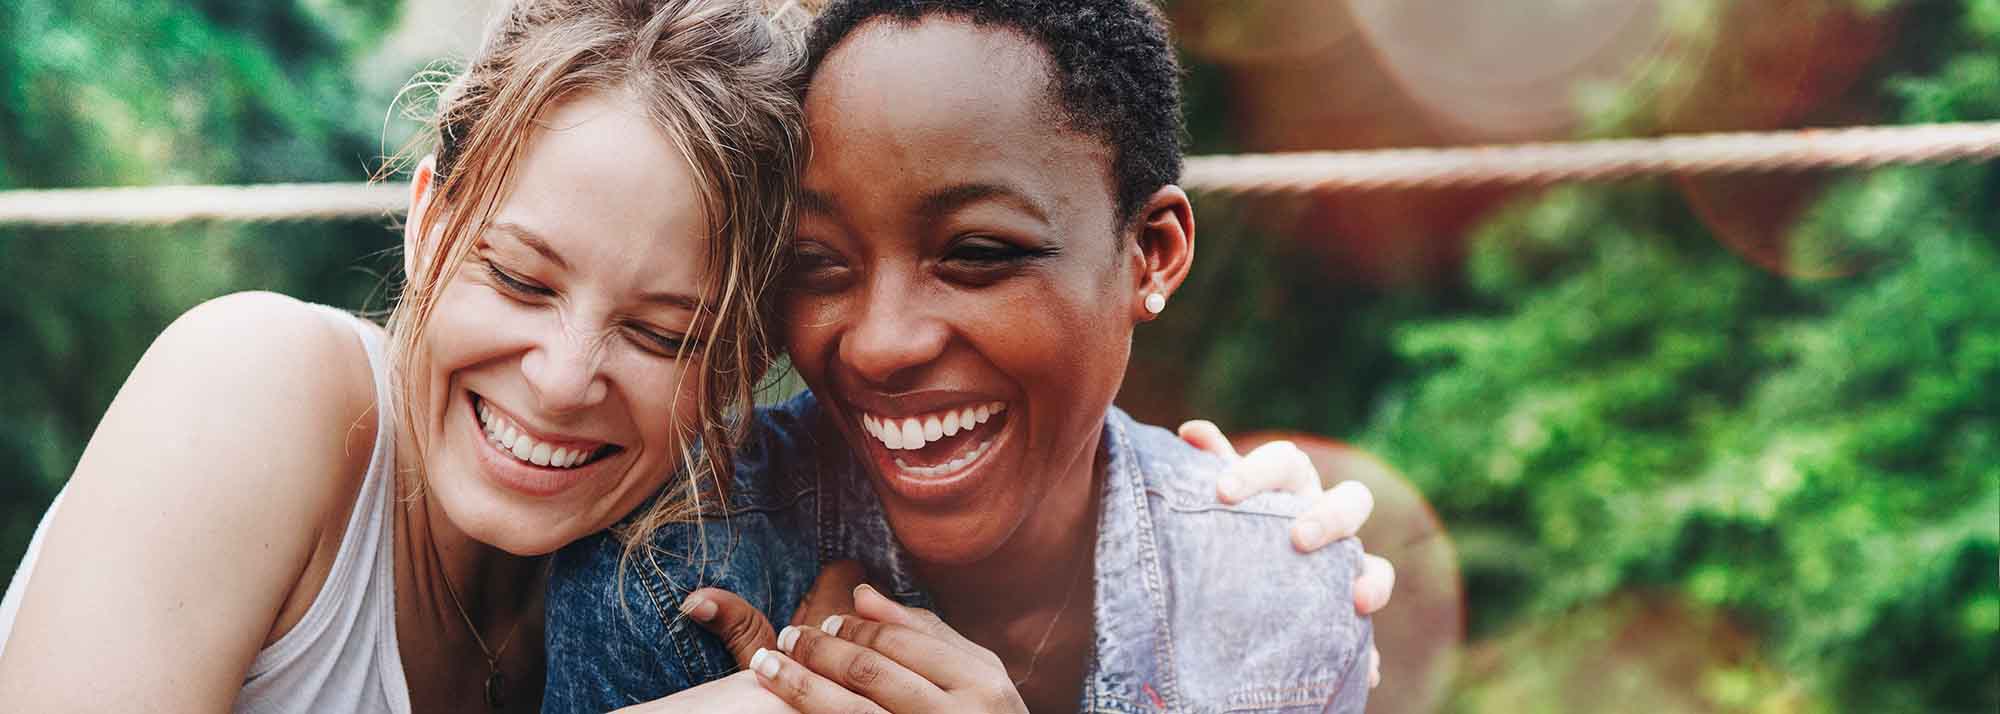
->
[1354,2,1999,710]
[0,0,402,569]
[0,1,1991,711]
[1159,1,1997,711]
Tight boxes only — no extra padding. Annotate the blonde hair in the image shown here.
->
[384,0,804,555]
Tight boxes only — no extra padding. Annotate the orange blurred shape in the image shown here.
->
[1653,0,1895,134]
[1350,0,1669,142]
[1171,0,1359,67]
[1237,433,1465,714]
[1450,592,1815,712]
[1679,172,1883,280]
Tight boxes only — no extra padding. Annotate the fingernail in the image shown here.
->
[679,595,717,622]
[1294,520,1327,550]
[821,614,844,637]
[855,583,878,599]
[777,625,800,653]
[1218,476,1243,501]
[750,648,780,678]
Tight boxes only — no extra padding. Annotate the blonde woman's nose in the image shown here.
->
[522,330,610,414]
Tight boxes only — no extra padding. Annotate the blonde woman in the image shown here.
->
[0,1,803,710]
[0,1,1388,711]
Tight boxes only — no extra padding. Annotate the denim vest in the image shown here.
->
[543,393,1371,713]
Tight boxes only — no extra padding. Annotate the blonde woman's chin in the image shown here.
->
[425,437,662,557]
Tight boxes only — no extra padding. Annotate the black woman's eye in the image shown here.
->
[940,237,1061,286]
[948,239,1026,264]
[788,243,853,292]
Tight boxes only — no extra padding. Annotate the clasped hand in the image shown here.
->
[623,423,1395,712]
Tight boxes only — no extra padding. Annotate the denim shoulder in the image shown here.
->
[541,394,830,712]
[717,390,824,513]
[543,527,712,713]
[1120,416,1374,712]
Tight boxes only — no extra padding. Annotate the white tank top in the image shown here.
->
[0,304,412,713]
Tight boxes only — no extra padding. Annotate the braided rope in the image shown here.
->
[1183,121,2000,195]
[0,182,407,229]
[3,121,1997,228]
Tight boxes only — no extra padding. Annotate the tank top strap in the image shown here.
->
[236,304,410,713]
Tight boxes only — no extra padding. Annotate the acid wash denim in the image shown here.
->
[544,392,1372,713]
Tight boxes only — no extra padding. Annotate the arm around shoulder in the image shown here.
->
[0,291,377,710]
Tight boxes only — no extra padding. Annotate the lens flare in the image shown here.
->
[1349,0,1671,141]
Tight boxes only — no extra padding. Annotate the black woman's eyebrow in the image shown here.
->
[915,182,1051,225]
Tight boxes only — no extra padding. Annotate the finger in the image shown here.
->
[852,584,991,661]
[1291,480,1375,552]
[775,623,945,709]
[749,647,891,714]
[1176,420,1239,461]
[681,588,777,669]
[1367,646,1381,689]
[1219,440,1320,504]
[818,614,993,689]
[791,560,866,627]
[1354,553,1396,615]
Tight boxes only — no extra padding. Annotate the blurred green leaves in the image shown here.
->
[0,1,1992,711]
[0,0,402,568]
[1156,1,1998,711]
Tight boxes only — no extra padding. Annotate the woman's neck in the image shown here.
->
[914,433,1106,711]
[391,435,549,712]
[915,435,1103,620]
[392,437,545,648]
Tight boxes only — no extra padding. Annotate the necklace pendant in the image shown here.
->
[485,670,506,710]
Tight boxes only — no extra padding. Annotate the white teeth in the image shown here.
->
[881,418,903,449]
[475,396,605,470]
[891,436,995,478]
[858,402,1009,454]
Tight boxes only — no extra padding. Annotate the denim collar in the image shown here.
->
[815,407,1177,713]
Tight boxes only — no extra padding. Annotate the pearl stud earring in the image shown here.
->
[1144,292,1167,315]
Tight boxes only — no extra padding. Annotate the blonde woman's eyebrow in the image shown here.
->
[489,222,570,270]
[638,290,699,311]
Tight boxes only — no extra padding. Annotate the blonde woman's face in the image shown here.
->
[415,92,710,555]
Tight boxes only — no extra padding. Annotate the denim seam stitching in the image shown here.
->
[1111,415,1184,709]
[1221,680,1341,710]
[640,550,720,685]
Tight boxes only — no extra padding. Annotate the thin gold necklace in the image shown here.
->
[425,528,534,710]
[1011,548,1091,687]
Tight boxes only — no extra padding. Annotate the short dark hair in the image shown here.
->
[804,0,1185,223]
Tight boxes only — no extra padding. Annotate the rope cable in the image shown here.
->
[3,121,1997,228]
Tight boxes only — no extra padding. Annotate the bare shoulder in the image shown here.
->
[0,291,387,707]
[125,289,382,515]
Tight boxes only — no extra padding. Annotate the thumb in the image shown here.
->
[680,588,777,669]
[790,559,866,627]
[853,583,983,655]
